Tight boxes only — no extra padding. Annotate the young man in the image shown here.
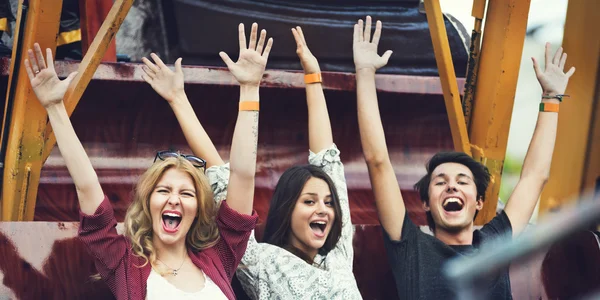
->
[353,16,575,299]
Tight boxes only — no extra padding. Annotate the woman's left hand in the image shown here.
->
[292,26,320,74]
[219,23,273,87]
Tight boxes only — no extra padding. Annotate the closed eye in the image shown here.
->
[458,181,468,185]
[181,192,195,197]
[325,201,333,206]
[304,200,315,205]
[435,181,446,186]
[157,189,169,194]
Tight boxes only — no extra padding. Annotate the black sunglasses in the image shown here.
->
[154,151,207,169]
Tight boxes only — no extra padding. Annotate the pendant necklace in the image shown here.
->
[157,257,185,276]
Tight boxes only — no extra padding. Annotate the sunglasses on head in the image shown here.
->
[154,151,207,169]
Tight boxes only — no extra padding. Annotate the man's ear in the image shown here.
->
[475,196,484,211]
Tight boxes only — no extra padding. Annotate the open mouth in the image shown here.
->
[162,211,182,233]
[309,221,327,237]
[442,197,464,212]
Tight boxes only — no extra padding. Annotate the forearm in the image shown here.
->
[306,82,333,153]
[46,103,103,215]
[356,69,391,166]
[521,99,559,182]
[227,85,259,215]
[169,93,224,167]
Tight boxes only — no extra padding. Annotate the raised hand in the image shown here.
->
[353,16,393,73]
[141,53,184,103]
[219,23,273,86]
[24,43,77,108]
[532,42,576,97]
[291,26,320,74]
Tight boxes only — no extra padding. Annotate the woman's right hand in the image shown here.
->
[24,43,77,108]
[141,53,185,103]
[291,26,320,74]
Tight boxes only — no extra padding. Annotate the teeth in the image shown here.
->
[163,212,181,218]
[313,221,326,225]
[443,198,461,206]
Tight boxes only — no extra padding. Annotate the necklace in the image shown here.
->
[157,256,185,276]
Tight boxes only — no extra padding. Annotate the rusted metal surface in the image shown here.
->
[540,1,600,214]
[79,0,117,62]
[471,0,531,225]
[42,0,134,163]
[424,0,471,154]
[0,57,465,94]
[462,0,486,130]
[0,0,63,221]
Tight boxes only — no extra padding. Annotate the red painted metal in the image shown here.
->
[78,0,117,62]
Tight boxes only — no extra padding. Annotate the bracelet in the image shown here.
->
[539,102,559,113]
[542,94,569,102]
[304,73,322,84]
[239,101,260,111]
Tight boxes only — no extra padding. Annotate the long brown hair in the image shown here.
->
[262,165,343,264]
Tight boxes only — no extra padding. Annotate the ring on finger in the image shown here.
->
[34,70,40,74]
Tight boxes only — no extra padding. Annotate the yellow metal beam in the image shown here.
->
[540,1,600,214]
[1,0,63,221]
[42,0,134,162]
[462,0,486,129]
[424,0,471,155]
[472,0,531,224]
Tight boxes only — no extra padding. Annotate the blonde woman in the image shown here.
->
[23,22,272,300]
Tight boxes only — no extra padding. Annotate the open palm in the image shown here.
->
[353,16,393,72]
[533,43,576,96]
[24,43,77,108]
[220,23,273,86]
[141,53,184,103]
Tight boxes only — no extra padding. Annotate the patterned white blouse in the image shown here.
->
[206,144,362,300]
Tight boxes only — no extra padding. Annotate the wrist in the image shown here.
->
[44,101,65,111]
[168,91,189,105]
[356,67,376,78]
[304,68,321,75]
[240,84,260,101]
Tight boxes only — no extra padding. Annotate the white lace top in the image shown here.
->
[146,270,227,300]
[206,144,362,300]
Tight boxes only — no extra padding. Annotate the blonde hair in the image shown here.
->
[124,156,219,268]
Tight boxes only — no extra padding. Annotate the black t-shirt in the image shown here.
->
[383,211,513,300]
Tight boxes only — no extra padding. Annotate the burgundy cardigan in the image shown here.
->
[78,196,258,300]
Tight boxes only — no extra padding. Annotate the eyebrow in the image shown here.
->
[155,185,196,193]
[433,173,473,180]
[301,193,332,198]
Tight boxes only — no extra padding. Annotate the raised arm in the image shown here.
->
[291,26,333,152]
[353,17,405,240]
[141,54,224,167]
[218,23,273,215]
[24,44,103,215]
[504,43,575,236]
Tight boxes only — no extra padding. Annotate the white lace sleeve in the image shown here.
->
[308,144,354,267]
[206,163,262,296]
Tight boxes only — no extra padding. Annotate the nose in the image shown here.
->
[315,200,327,216]
[167,194,181,206]
[446,182,458,193]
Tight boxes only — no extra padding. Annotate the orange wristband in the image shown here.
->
[539,102,559,113]
[239,101,260,111]
[304,73,322,84]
